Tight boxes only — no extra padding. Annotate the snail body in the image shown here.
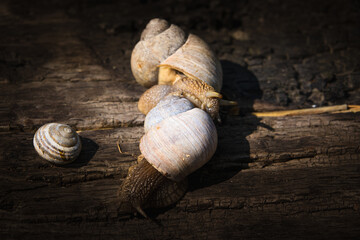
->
[171,76,222,121]
[138,84,174,115]
[119,156,188,217]
[138,76,222,121]
[33,123,81,164]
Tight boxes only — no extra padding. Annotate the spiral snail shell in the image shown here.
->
[144,95,194,133]
[131,18,223,91]
[33,123,82,164]
[119,97,217,216]
[141,96,217,182]
[131,19,186,88]
[158,34,223,92]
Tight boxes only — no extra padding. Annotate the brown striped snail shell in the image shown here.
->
[131,18,223,91]
[33,123,81,165]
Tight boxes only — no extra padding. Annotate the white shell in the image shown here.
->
[131,18,223,91]
[144,95,194,133]
[33,123,82,164]
[140,108,217,182]
[158,34,223,91]
[140,18,169,40]
[131,19,186,88]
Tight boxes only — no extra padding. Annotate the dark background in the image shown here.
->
[2,0,359,108]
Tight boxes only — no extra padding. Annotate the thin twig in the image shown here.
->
[252,104,350,117]
[117,139,123,154]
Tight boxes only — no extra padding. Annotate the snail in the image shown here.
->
[33,123,82,165]
[118,18,226,218]
[132,18,225,122]
[119,95,217,217]
[131,18,223,91]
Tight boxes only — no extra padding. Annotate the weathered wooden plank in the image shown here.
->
[1,113,359,239]
[0,3,144,131]
[1,81,144,131]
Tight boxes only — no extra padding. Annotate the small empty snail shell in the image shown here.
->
[131,18,222,91]
[33,123,82,164]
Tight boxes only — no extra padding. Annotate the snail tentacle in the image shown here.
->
[219,99,239,106]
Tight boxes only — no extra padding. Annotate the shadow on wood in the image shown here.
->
[62,137,99,168]
[188,60,262,190]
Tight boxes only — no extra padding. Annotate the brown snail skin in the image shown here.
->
[171,76,222,121]
[138,84,174,115]
[119,155,188,218]
[120,18,222,218]
[139,76,222,122]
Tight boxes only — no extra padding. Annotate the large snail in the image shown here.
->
[119,18,225,217]
[119,95,217,217]
[131,18,223,92]
[33,123,82,164]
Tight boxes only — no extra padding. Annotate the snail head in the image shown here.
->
[172,76,222,122]
[204,91,222,122]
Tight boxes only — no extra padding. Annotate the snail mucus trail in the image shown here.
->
[118,18,229,218]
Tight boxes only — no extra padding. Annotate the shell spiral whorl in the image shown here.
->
[141,106,217,182]
[33,123,82,164]
[144,95,194,133]
[131,18,222,91]
[131,18,187,88]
